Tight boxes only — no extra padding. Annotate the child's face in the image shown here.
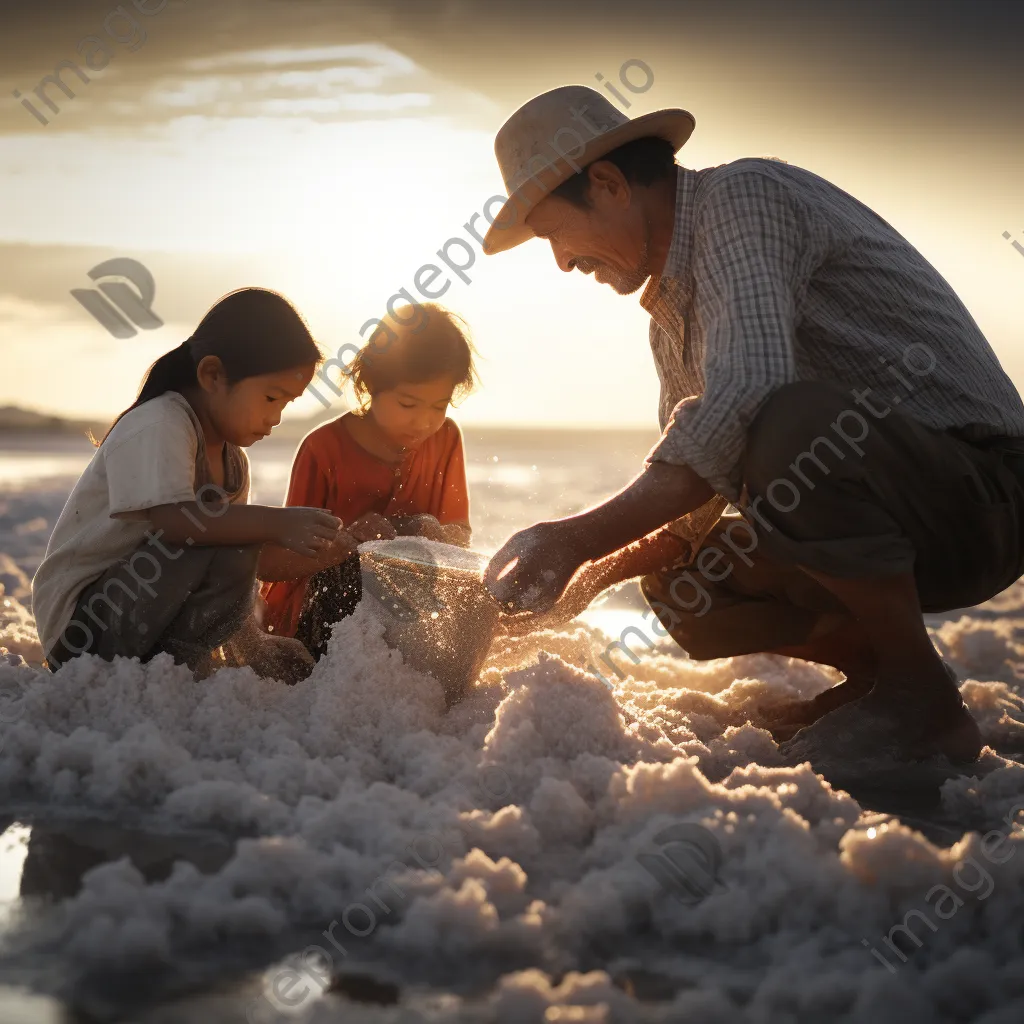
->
[369,375,456,449]
[201,361,317,446]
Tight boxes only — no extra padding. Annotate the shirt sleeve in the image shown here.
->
[646,168,825,500]
[435,421,470,525]
[235,448,252,505]
[105,403,199,518]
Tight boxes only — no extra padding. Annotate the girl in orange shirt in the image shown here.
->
[258,303,476,658]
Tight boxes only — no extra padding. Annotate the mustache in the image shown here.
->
[572,256,602,274]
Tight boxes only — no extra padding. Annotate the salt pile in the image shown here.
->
[0,582,1023,1022]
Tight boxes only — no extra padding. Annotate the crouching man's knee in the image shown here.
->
[743,382,875,503]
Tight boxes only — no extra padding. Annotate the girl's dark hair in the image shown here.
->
[349,303,478,409]
[95,287,322,446]
[551,135,677,209]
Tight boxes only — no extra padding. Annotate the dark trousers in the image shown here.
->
[643,381,1024,660]
[47,541,260,672]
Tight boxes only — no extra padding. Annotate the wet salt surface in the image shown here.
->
[0,590,1022,1023]
[2,436,1024,1022]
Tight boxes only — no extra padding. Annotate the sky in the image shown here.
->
[0,0,1022,428]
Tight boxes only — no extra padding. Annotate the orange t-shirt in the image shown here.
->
[261,414,470,637]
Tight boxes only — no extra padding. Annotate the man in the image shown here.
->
[480,84,1024,768]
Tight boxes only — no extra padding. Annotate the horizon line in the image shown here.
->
[0,401,659,434]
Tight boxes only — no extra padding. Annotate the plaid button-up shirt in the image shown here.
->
[640,159,1024,545]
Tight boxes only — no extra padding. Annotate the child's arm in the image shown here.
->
[145,501,341,558]
[257,530,357,582]
[258,511,397,582]
[254,433,339,579]
[104,416,341,557]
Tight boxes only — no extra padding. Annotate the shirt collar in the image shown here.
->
[639,163,701,313]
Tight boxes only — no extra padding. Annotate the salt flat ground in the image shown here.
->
[0,432,1022,1024]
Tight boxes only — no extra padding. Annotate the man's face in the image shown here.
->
[525,162,652,295]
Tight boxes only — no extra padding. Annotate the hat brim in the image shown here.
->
[481,108,695,256]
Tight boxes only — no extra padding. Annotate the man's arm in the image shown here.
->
[587,527,692,590]
[485,170,824,613]
[500,527,691,634]
[558,461,713,566]
[484,461,713,613]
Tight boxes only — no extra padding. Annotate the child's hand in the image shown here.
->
[389,513,447,542]
[274,507,343,558]
[321,529,360,565]
[347,513,397,543]
[440,522,472,548]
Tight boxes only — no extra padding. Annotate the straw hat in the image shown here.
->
[482,85,695,255]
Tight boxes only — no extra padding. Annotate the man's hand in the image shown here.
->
[497,560,606,636]
[484,461,712,616]
[484,520,593,614]
[493,528,692,636]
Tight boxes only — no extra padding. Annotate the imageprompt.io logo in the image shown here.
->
[635,822,724,905]
[71,258,163,339]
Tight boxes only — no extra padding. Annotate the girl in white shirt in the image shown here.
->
[33,287,358,682]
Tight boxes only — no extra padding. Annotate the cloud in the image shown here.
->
[0,2,447,134]
[142,43,436,121]
[3,0,1021,137]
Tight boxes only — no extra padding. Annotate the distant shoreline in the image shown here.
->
[0,404,659,444]
[0,406,106,438]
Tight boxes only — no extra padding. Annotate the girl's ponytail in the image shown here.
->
[135,341,196,407]
[93,288,321,447]
[92,341,197,446]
